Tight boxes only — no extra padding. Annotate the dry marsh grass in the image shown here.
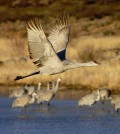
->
[1,0,120,22]
[0,36,120,91]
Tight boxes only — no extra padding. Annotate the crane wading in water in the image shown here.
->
[15,14,98,81]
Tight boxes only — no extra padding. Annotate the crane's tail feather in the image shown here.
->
[14,71,40,81]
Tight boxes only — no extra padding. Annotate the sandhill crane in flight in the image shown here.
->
[15,14,98,81]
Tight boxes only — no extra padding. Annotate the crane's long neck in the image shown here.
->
[65,61,97,70]
[52,82,55,89]
[47,82,50,90]
[96,89,101,101]
[14,71,40,81]
[37,83,41,91]
[53,80,60,94]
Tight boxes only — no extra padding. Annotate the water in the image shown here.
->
[0,96,120,134]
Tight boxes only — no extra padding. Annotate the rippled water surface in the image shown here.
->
[0,96,120,134]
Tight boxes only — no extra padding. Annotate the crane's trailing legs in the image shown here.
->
[14,71,40,81]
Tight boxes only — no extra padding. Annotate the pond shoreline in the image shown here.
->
[0,85,120,99]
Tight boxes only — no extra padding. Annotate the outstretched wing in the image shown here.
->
[48,14,70,61]
[26,18,62,67]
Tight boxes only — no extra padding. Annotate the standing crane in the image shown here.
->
[15,14,98,81]
[36,78,61,106]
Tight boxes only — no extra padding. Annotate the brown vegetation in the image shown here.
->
[0,0,120,21]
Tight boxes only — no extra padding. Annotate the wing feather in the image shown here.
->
[26,18,62,67]
[48,13,70,60]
